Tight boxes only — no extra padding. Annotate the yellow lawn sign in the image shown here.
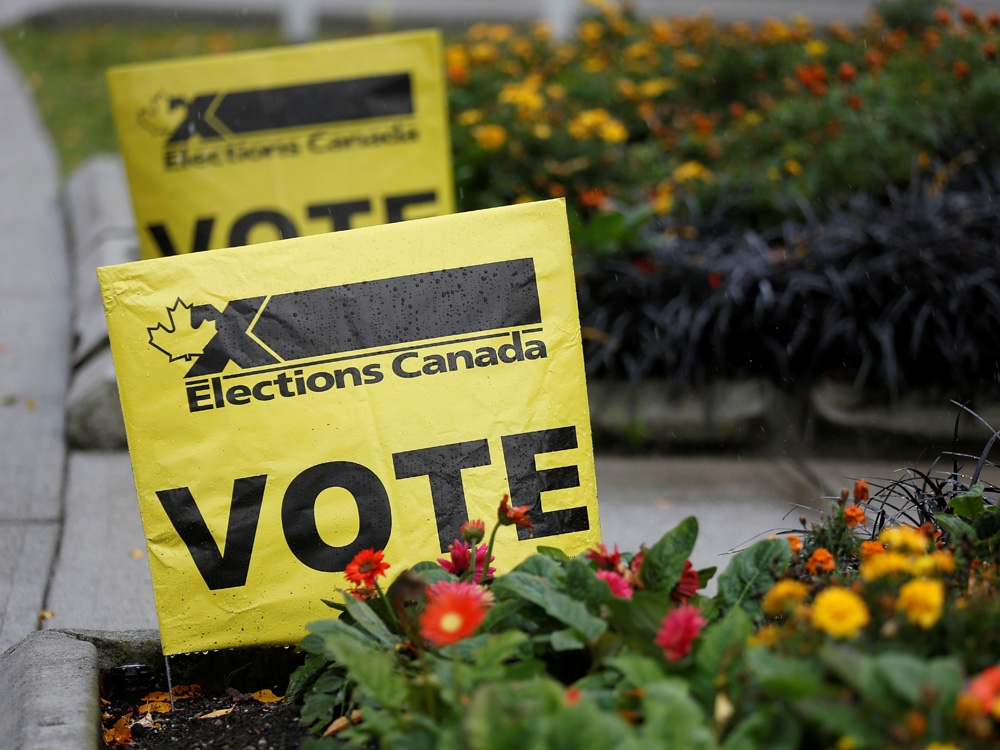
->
[107,29,454,259]
[98,200,601,654]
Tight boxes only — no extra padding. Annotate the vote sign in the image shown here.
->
[99,200,601,654]
[107,30,454,259]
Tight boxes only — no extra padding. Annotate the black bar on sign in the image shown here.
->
[251,259,542,361]
[212,73,413,136]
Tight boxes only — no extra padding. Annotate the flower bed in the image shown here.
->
[266,443,1000,749]
[447,1,1000,398]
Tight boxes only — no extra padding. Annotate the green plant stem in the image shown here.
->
[374,579,402,633]
[483,521,503,584]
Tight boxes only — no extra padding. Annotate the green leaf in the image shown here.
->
[818,644,891,711]
[511,553,566,582]
[340,591,400,649]
[320,626,408,709]
[536,546,571,562]
[285,652,329,701]
[492,571,607,641]
[697,566,718,588]
[604,590,672,658]
[715,538,791,619]
[874,652,937,706]
[409,560,454,586]
[565,556,612,610]
[475,630,533,669]
[543,700,639,750]
[973,505,1000,541]
[464,678,563,750]
[691,608,751,707]
[722,706,802,750]
[640,516,698,594]
[926,656,964,711]
[551,628,587,651]
[605,652,666,687]
[793,697,883,749]
[745,647,834,700]
[479,598,527,632]
[934,512,976,543]
[639,680,717,750]
[949,481,985,520]
[320,598,347,611]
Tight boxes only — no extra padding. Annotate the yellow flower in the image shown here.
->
[583,56,608,73]
[673,160,713,183]
[616,79,638,99]
[805,40,828,57]
[469,42,501,65]
[488,24,513,42]
[638,77,675,98]
[546,84,566,101]
[578,20,604,45]
[498,78,545,113]
[472,124,507,151]
[811,587,870,639]
[881,526,930,554]
[748,624,782,647]
[896,578,944,629]
[468,23,490,40]
[860,551,913,581]
[652,183,674,215]
[624,40,655,62]
[456,109,484,126]
[674,51,703,70]
[911,549,955,576]
[925,743,960,750]
[532,123,552,140]
[742,111,763,127]
[785,159,803,176]
[599,120,628,143]
[767,166,781,181]
[763,580,809,616]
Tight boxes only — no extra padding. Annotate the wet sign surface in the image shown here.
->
[99,200,600,654]
[107,30,453,259]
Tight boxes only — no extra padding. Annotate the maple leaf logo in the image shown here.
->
[147,299,217,362]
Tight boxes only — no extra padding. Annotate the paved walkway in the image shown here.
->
[0,0,992,653]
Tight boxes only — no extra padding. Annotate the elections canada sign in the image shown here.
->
[107,30,454,259]
[99,200,601,654]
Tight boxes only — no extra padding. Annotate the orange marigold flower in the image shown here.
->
[806,548,836,574]
[579,187,609,209]
[854,478,869,502]
[845,504,867,528]
[472,124,507,151]
[344,548,390,588]
[419,581,487,647]
[837,61,858,83]
[563,686,583,706]
[787,534,803,553]
[863,48,885,70]
[933,7,951,25]
[985,42,997,61]
[860,540,885,558]
[959,6,978,25]
[498,493,533,527]
[847,94,863,110]
[729,101,747,119]
[954,60,971,81]
[987,10,1000,28]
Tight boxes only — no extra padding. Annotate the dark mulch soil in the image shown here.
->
[102,687,312,749]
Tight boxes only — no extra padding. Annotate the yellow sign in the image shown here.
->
[107,30,454,259]
[99,200,600,654]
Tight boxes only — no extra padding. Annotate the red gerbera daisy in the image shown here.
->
[344,548,390,588]
[419,581,487,647]
[498,494,533,528]
[655,603,706,661]
[670,559,700,603]
[585,543,622,570]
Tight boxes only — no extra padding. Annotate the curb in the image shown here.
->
[0,632,100,750]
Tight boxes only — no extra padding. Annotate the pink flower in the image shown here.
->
[596,570,633,599]
[437,541,495,584]
[654,604,706,661]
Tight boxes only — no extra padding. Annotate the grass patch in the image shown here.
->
[1,24,284,172]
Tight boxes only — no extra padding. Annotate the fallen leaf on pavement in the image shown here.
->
[103,714,133,746]
[138,700,172,714]
[323,709,363,737]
